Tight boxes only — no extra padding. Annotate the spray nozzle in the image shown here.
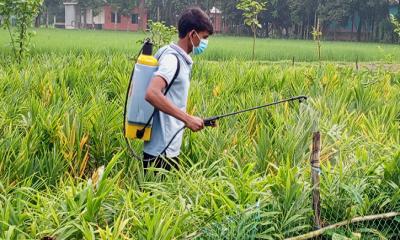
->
[298,96,308,103]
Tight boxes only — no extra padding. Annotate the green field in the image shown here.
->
[0,29,400,239]
[1,28,400,62]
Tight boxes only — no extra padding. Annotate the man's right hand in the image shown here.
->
[185,116,205,132]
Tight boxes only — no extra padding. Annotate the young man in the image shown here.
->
[143,7,214,171]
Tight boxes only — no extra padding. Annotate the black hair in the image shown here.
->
[178,7,214,39]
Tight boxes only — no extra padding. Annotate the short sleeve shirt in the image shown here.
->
[143,44,193,158]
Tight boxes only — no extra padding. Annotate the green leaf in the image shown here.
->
[332,233,351,240]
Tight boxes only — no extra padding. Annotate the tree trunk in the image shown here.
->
[371,14,375,42]
[7,24,17,58]
[300,22,303,39]
[83,9,87,29]
[46,9,49,28]
[18,21,27,63]
[333,23,336,41]
[157,5,160,21]
[351,14,355,41]
[213,0,217,32]
[313,9,317,30]
[35,14,41,28]
[357,15,363,42]
[253,28,256,61]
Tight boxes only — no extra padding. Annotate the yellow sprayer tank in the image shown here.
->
[125,41,158,141]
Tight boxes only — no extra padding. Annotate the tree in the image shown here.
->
[311,19,323,62]
[367,0,390,41]
[39,0,62,27]
[347,0,389,41]
[218,0,243,35]
[144,0,212,26]
[318,0,350,40]
[139,0,398,43]
[391,14,400,38]
[236,0,266,60]
[288,0,318,39]
[0,0,43,62]
[259,0,291,38]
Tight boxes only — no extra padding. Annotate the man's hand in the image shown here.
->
[145,77,208,132]
[185,116,205,132]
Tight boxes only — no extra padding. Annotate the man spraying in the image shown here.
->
[143,7,214,171]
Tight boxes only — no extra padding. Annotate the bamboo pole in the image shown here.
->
[310,131,322,229]
[286,212,400,240]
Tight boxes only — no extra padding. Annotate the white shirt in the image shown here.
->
[143,43,193,158]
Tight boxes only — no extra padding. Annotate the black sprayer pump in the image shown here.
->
[142,40,153,56]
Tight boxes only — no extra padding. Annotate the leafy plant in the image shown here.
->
[236,0,266,60]
[145,20,177,51]
[390,14,400,38]
[311,19,323,63]
[0,0,43,62]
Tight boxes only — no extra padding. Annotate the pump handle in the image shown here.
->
[204,117,219,127]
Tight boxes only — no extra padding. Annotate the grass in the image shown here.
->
[1,28,400,62]
[0,45,399,239]
[0,27,400,238]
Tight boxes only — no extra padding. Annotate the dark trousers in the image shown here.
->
[143,152,180,172]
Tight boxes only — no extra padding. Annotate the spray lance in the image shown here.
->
[203,95,308,127]
[158,95,308,156]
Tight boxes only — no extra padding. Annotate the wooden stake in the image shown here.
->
[310,131,322,229]
[356,56,359,71]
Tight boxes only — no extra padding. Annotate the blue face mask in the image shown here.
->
[191,32,208,55]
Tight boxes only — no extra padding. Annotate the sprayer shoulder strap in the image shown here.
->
[163,53,181,95]
[155,48,181,94]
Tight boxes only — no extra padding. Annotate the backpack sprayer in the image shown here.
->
[124,39,181,160]
[124,39,308,160]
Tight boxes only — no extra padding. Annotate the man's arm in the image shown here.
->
[145,76,204,132]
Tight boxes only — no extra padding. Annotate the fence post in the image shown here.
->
[355,56,359,71]
[311,131,322,229]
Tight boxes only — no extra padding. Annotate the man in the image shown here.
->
[143,7,214,171]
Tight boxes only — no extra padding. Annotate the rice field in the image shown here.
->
[1,28,400,62]
[0,29,400,239]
